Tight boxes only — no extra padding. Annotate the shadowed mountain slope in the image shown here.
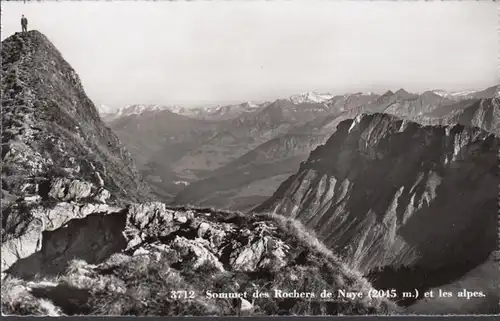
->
[107,110,219,200]
[255,113,497,271]
[254,113,498,310]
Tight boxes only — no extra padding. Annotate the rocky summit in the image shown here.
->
[1,31,399,316]
[1,31,154,205]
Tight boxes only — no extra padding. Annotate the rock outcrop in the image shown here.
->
[3,203,293,278]
[2,200,400,316]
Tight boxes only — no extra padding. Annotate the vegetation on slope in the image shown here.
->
[2,206,401,316]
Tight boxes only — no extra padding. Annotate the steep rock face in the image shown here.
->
[1,31,154,274]
[255,113,497,279]
[1,31,154,205]
[2,201,124,274]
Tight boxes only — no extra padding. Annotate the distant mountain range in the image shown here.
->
[97,91,374,122]
[99,101,268,122]
[99,87,497,122]
[101,85,498,209]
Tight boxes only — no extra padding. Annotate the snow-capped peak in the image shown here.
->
[201,101,260,114]
[114,104,172,118]
[432,89,478,98]
[241,101,260,109]
[349,92,378,97]
[102,100,264,121]
[289,92,334,104]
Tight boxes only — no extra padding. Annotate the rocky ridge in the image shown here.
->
[1,31,154,206]
[254,113,498,309]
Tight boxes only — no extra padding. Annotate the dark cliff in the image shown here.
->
[254,113,498,309]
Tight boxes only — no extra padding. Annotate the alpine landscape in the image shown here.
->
[1,0,499,317]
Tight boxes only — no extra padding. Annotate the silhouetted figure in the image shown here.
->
[21,15,28,32]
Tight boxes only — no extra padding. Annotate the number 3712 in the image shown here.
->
[170,291,196,299]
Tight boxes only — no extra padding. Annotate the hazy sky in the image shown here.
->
[1,1,498,109]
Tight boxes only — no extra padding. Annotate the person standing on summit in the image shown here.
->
[21,15,28,32]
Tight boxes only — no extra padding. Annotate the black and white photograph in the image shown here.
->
[1,0,499,316]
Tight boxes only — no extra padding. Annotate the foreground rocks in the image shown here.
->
[2,201,400,316]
